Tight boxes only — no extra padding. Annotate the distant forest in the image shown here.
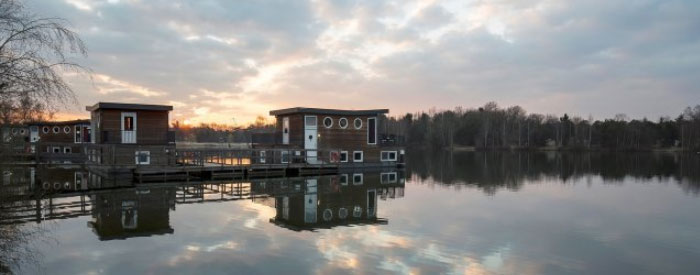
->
[172,102,700,151]
[382,102,700,151]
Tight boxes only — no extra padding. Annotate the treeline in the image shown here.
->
[406,150,700,195]
[171,116,274,143]
[384,102,700,151]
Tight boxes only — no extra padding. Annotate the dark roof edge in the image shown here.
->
[269,107,389,116]
[86,102,173,112]
[27,119,90,126]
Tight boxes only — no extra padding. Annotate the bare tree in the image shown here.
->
[0,0,87,123]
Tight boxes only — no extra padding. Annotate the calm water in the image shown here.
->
[2,151,700,274]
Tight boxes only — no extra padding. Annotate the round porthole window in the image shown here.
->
[52,126,60,133]
[323,117,333,128]
[338,208,348,219]
[42,126,49,133]
[11,128,18,135]
[354,118,362,129]
[353,206,362,217]
[64,126,71,133]
[19,129,25,135]
[323,209,333,221]
[338,118,348,129]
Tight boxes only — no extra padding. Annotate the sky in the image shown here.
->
[27,0,700,125]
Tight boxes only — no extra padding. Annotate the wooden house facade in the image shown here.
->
[86,102,175,166]
[28,119,91,155]
[266,107,404,167]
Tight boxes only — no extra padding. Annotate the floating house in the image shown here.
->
[265,107,404,167]
[29,119,91,156]
[86,102,174,166]
[1,120,90,163]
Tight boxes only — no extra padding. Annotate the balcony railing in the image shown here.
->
[99,129,176,144]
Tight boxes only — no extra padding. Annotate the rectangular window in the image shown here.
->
[380,151,398,162]
[367,117,377,144]
[74,126,81,143]
[339,174,348,186]
[135,151,150,165]
[85,127,92,143]
[64,147,72,154]
[381,172,398,184]
[304,116,317,128]
[52,147,61,153]
[124,116,134,131]
[340,151,348,162]
[353,151,363,162]
[353,173,363,185]
[281,151,290,164]
[259,151,266,164]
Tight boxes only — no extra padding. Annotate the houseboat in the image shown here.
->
[262,107,404,168]
[1,120,90,163]
[30,119,91,160]
[86,102,175,166]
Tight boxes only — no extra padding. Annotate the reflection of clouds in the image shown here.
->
[313,225,516,274]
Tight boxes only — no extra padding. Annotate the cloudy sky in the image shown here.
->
[28,0,699,125]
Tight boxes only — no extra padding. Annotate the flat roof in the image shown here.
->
[86,102,173,112]
[269,107,389,116]
[27,119,90,126]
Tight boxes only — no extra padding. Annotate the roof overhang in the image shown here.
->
[269,107,389,116]
[27,119,90,126]
[86,102,173,112]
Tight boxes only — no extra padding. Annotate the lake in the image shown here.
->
[2,151,700,274]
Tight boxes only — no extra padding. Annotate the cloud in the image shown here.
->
[28,0,700,124]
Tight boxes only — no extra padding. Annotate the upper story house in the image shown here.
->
[87,102,173,145]
[266,107,404,166]
[86,102,174,166]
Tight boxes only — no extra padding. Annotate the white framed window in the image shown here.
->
[19,129,25,135]
[338,117,348,129]
[354,118,362,129]
[340,151,348,162]
[11,128,18,135]
[42,126,49,134]
[281,151,290,163]
[305,115,317,128]
[259,151,266,164]
[381,172,398,184]
[74,126,81,143]
[52,146,61,153]
[323,117,333,128]
[53,126,60,134]
[352,173,363,185]
[367,117,377,144]
[380,151,398,162]
[339,174,348,186]
[135,151,151,165]
[353,151,363,162]
[64,147,72,154]
[63,126,71,133]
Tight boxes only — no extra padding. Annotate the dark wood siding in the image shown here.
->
[96,109,169,145]
[275,113,391,162]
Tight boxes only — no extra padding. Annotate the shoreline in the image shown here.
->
[413,145,699,153]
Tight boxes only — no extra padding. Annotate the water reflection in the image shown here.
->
[0,166,405,236]
[407,150,700,195]
[2,152,700,274]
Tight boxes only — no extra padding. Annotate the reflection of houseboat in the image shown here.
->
[260,107,405,167]
[263,172,405,231]
[87,187,176,240]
